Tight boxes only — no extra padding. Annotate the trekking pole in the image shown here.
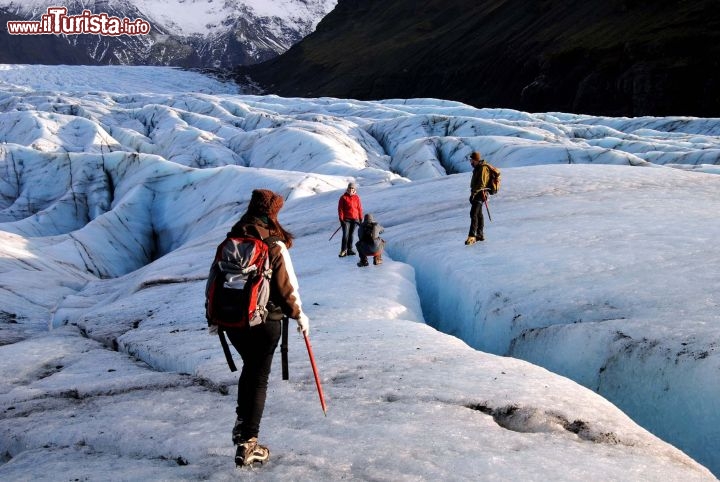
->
[329,224,341,241]
[281,317,289,381]
[303,332,327,416]
[481,188,492,222]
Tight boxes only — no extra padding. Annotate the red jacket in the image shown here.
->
[338,193,363,221]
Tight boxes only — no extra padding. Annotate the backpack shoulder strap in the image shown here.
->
[263,235,282,246]
[218,328,237,372]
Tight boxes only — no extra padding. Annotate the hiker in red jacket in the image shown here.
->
[337,182,363,257]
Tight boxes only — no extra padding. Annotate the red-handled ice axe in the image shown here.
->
[303,332,327,416]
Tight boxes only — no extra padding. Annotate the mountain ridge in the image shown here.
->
[236,0,720,116]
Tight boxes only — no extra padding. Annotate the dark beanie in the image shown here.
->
[247,189,284,219]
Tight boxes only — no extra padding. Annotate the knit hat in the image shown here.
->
[470,151,482,161]
[364,213,375,223]
[347,182,357,190]
[247,189,284,220]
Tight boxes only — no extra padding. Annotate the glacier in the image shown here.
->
[0,64,718,480]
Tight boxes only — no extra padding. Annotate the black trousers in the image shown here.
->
[226,319,281,440]
[469,200,484,237]
[340,220,357,252]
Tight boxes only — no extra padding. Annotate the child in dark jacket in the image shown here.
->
[355,213,385,267]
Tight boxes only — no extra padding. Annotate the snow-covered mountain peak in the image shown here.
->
[0,0,335,35]
[131,0,336,36]
[0,0,337,66]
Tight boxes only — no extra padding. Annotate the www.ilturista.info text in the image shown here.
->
[6,7,151,35]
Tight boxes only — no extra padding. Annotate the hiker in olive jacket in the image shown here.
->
[355,213,385,267]
[225,189,309,467]
[466,151,492,245]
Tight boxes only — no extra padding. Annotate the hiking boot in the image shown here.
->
[478,234,485,241]
[373,255,383,265]
[465,236,476,245]
[357,257,369,267]
[338,250,347,257]
[347,250,357,256]
[235,437,269,467]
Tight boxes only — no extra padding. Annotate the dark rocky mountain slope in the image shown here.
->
[236,0,720,116]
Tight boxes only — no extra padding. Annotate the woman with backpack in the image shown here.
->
[224,189,310,467]
[355,213,385,267]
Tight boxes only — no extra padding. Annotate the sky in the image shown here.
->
[0,64,718,481]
